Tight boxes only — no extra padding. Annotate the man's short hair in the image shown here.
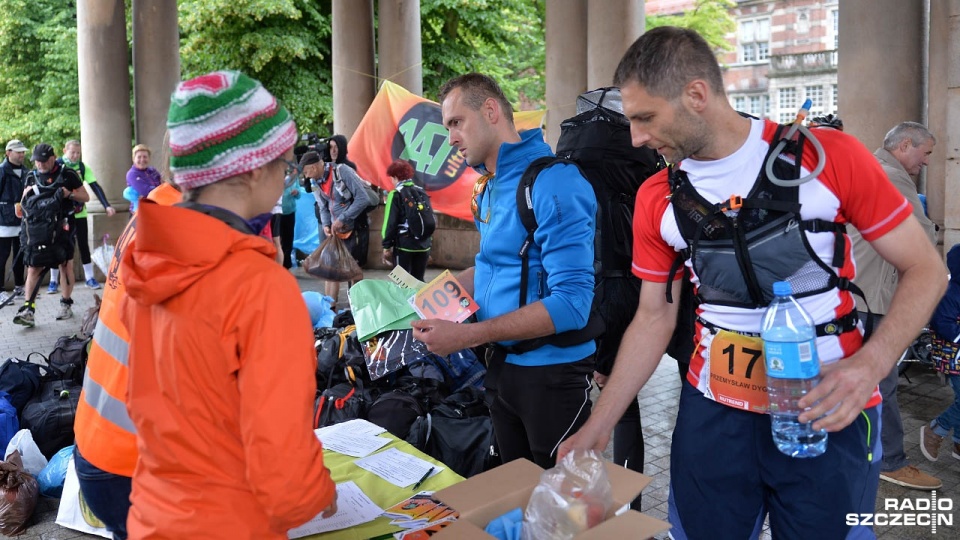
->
[883,122,935,151]
[614,26,725,100]
[299,151,321,168]
[63,139,80,150]
[438,73,515,124]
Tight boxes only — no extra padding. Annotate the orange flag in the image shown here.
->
[351,81,545,222]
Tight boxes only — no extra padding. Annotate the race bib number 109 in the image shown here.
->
[409,270,479,323]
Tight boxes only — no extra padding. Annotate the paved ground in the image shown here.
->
[1,267,957,539]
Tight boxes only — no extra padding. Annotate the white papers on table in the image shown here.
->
[316,419,391,458]
[287,481,383,538]
[354,448,443,488]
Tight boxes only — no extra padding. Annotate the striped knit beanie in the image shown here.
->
[167,70,297,189]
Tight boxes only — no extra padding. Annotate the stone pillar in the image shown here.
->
[838,1,923,151]
[133,0,180,156]
[378,0,422,96]
[929,2,960,251]
[545,0,588,148]
[587,0,644,90]
[332,0,376,138]
[77,0,133,277]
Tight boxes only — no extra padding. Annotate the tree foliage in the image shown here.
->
[0,0,548,145]
[419,0,545,108]
[647,0,736,53]
[0,0,83,146]
[178,0,332,135]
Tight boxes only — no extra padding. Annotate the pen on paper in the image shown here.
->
[412,467,435,490]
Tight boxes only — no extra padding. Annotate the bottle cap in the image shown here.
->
[772,281,792,296]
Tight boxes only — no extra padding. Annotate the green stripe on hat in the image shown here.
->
[169,106,291,170]
[167,72,260,127]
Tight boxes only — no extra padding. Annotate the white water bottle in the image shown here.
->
[762,281,827,458]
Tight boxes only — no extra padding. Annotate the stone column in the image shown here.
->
[587,0,644,90]
[77,0,133,277]
[838,1,923,151]
[378,0,422,96]
[545,0,588,148]
[929,2,960,250]
[332,0,376,138]
[133,0,180,157]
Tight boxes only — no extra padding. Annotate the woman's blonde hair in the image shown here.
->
[132,143,152,160]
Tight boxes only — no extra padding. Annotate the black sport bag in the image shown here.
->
[19,377,81,459]
[0,357,42,415]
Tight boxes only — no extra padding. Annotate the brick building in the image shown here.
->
[647,0,840,123]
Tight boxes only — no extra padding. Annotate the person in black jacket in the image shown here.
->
[381,160,432,280]
[13,143,89,327]
[0,140,28,303]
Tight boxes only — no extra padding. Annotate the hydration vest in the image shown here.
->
[667,124,865,337]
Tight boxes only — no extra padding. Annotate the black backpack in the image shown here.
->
[396,183,436,241]
[505,87,664,358]
[48,335,90,387]
[19,179,66,252]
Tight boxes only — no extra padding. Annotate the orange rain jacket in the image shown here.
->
[120,201,335,539]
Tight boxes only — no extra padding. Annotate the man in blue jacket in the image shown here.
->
[412,73,598,468]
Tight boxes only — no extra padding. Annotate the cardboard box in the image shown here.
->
[432,458,671,539]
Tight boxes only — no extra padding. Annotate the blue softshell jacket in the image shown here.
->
[473,129,597,367]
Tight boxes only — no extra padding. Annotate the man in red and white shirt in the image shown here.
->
[560,27,946,539]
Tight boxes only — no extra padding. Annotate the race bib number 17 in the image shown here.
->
[708,330,770,413]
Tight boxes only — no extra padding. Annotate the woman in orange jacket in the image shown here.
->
[119,71,337,539]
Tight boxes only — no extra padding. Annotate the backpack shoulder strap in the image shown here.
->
[515,156,576,307]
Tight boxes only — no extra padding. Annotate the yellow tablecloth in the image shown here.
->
[303,433,465,540]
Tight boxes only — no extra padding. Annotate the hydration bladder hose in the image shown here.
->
[764,99,827,187]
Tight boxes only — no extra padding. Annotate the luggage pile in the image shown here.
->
[0,335,89,460]
[311,310,498,478]
[0,334,90,528]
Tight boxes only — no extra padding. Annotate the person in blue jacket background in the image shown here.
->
[921,244,960,462]
[412,73,598,468]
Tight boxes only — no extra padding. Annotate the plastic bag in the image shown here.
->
[363,329,432,380]
[521,450,613,540]
[81,293,102,338]
[303,235,363,281]
[37,445,73,498]
[91,234,115,275]
[56,457,111,537]
[0,450,40,536]
[302,292,336,329]
[5,429,48,476]
[348,280,420,342]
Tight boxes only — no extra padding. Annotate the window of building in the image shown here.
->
[779,87,797,111]
[749,95,765,118]
[830,9,839,49]
[778,87,797,123]
[739,18,770,63]
[832,84,839,111]
[797,9,810,34]
[805,86,824,116]
[734,96,746,112]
